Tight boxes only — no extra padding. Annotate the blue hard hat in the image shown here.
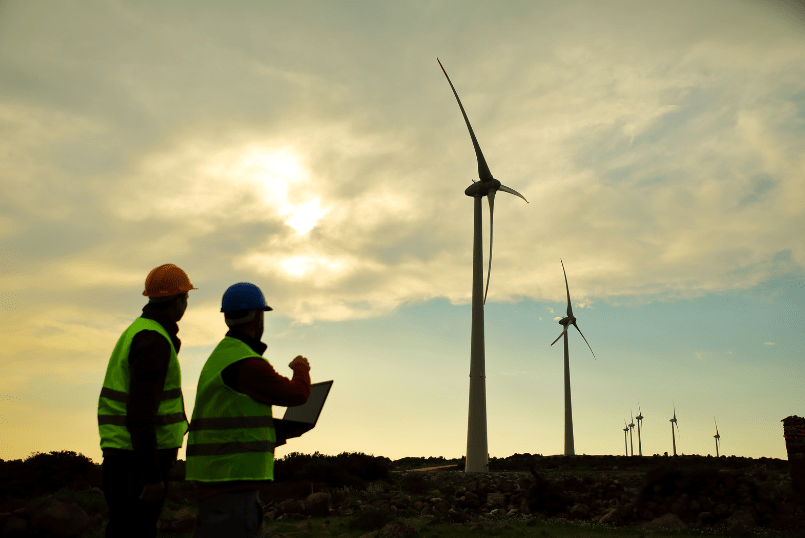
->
[221,282,273,313]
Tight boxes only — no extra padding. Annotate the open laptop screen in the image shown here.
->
[281,380,333,425]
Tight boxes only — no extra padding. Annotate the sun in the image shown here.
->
[231,145,327,235]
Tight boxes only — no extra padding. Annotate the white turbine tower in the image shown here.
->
[628,410,635,457]
[636,404,644,457]
[714,418,721,458]
[670,404,680,456]
[550,259,596,456]
[438,59,528,473]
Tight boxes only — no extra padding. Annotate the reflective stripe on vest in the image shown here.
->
[98,317,188,450]
[185,336,276,483]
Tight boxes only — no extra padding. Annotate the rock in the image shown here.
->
[599,507,618,524]
[28,496,92,537]
[506,509,519,517]
[487,492,506,507]
[378,520,417,538]
[725,507,757,537]
[568,503,590,520]
[714,502,730,516]
[470,522,484,530]
[159,506,197,534]
[636,512,689,532]
[305,491,331,517]
[278,498,305,515]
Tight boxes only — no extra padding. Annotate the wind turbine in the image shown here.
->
[623,420,629,457]
[714,418,721,457]
[628,410,635,457]
[438,59,528,473]
[670,403,680,456]
[550,259,597,456]
[636,404,644,457]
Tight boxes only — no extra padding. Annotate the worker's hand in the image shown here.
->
[139,481,165,503]
[289,355,310,371]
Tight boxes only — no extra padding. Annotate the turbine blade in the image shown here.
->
[550,327,565,346]
[437,59,493,183]
[561,259,573,318]
[483,190,495,305]
[572,322,596,359]
[498,184,529,203]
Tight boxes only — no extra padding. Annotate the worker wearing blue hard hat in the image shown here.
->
[184,282,311,538]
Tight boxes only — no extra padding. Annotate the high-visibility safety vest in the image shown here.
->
[185,336,276,483]
[98,317,188,451]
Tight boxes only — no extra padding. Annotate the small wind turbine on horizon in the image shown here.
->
[628,410,635,457]
[438,58,528,473]
[670,403,680,456]
[714,418,721,458]
[550,259,597,456]
[623,420,629,457]
[636,404,644,457]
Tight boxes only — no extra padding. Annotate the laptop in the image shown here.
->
[274,380,333,446]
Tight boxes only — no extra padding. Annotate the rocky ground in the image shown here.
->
[2,454,805,538]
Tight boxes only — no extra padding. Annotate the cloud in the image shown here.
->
[0,0,803,332]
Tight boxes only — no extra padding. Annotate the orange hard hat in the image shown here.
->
[143,264,198,297]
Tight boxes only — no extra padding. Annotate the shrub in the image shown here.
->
[399,472,431,494]
[0,450,98,502]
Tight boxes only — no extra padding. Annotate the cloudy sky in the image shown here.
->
[1,1,804,467]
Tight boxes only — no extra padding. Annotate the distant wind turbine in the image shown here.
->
[550,259,596,456]
[628,410,635,457]
[636,404,644,457]
[438,58,528,473]
[623,420,629,457]
[670,403,680,456]
[714,418,721,457]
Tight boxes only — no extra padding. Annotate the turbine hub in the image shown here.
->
[465,178,500,197]
[559,317,570,326]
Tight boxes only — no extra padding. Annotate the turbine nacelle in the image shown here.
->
[465,178,501,197]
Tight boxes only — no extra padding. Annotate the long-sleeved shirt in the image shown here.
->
[102,303,311,502]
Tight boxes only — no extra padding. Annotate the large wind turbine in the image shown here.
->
[438,59,528,473]
[636,404,644,457]
[714,418,721,457]
[628,411,635,457]
[550,259,597,456]
[670,404,680,456]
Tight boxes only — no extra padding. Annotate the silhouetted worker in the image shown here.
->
[185,282,310,538]
[97,263,197,538]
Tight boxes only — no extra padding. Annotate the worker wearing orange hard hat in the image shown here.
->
[97,263,197,538]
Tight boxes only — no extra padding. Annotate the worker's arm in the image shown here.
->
[127,330,172,485]
[227,357,311,407]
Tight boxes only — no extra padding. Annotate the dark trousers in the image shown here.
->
[101,450,175,538]
[192,490,265,538]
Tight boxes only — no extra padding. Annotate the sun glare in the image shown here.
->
[221,145,326,234]
[286,198,328,235]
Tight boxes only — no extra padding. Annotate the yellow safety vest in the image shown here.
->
[185,336,276,483]
[98,317,188,450]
